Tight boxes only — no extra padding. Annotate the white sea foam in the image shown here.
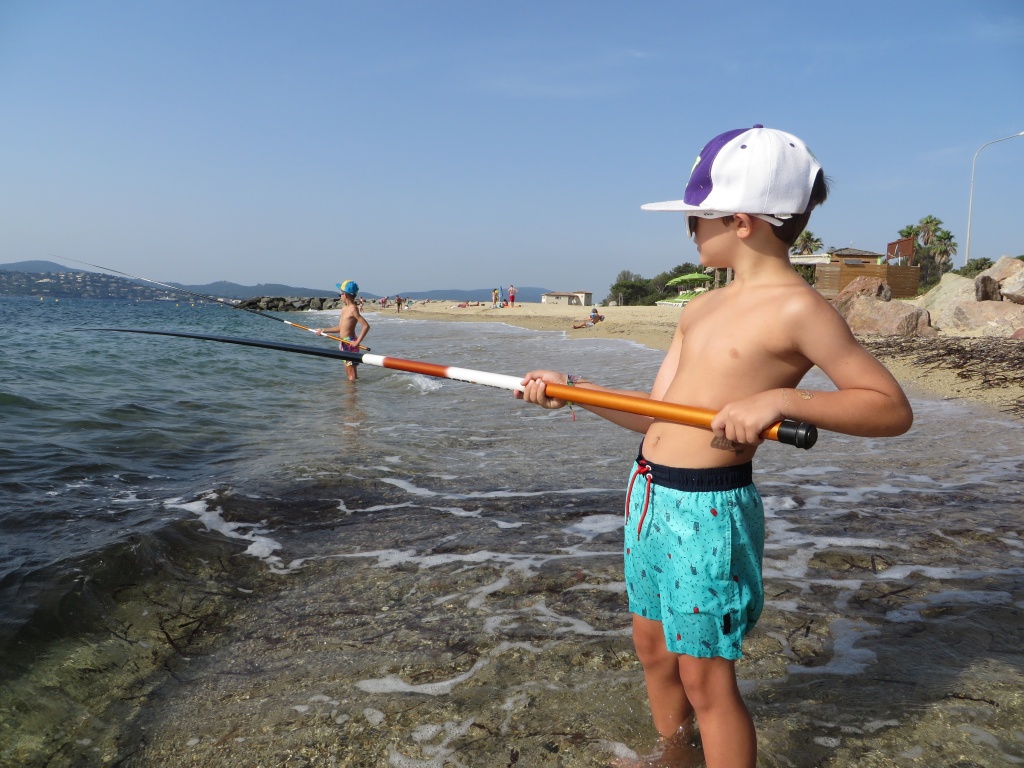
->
[405,375,443,393]
[167,495,300,574]
[563,514,621,539]
[377,476,618,500]
[387,719,475,768]
[788,618,878,676]
[336,499,417,514]
[358,642,545,697]
[885,589,1014,623]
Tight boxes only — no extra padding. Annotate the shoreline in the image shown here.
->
[386,301,1024,416]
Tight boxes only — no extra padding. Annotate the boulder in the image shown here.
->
[1001,269,1024,305]
[835,276,892,303]
[916,272,974,311]
[946,300,1024,336]
[1012,328,1024,340]
[974,275,1002,301]
[977,255,1024,284]
[837,295,933,336]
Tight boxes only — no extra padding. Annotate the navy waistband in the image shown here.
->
[634,447,752,493]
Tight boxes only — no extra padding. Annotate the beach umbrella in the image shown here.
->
[665,273,711,286]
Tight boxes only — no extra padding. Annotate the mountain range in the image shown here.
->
[0,261,553,303]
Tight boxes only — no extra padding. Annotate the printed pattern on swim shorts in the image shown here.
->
[623,460,764,660]
[339,337,359,366]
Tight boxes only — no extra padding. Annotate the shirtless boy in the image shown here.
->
[315,279,370,382]
[517,125,913,767]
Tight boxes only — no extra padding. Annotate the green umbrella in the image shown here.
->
[665,272,711,286]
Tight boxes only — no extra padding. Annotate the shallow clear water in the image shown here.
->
[1,298,1022,767]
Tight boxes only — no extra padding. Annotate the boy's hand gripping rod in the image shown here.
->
[60,257,369,350]
[87,329,818,449]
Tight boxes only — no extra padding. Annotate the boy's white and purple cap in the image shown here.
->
[642,125,822,235]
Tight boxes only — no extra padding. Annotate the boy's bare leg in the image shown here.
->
[678,655,756,768]
[346,363,357,382]
[632,615,695,736]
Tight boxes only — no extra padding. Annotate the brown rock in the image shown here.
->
[836,295,932,336]
[1001,269,1024,305]
[835,276,892,303]
[978,255,1024,284]
[1011,328,1024,340]
[974,275,1002,301]
[947,301,1024,336]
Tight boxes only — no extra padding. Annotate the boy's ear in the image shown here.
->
[732,213,755,240]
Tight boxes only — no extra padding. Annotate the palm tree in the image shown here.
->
[791,230,823,256]
[931,229,958,274]
[899,224,921,241]
[918,215,943,248]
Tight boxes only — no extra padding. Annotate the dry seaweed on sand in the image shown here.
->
[860,336,1024,417]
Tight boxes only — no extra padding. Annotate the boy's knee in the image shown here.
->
[632,619,674,667]
[679,657,739,709]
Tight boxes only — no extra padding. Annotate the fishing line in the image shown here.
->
[58,256,369,350]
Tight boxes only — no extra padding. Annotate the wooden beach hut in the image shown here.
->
[813,248,920,299]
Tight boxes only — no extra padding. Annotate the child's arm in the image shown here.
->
[351,308,370,346]
[711,298,913,445]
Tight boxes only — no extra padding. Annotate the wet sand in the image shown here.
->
[393,301,1024,416]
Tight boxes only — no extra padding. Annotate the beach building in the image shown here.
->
[813,248,920,299]
[541,291,593,306]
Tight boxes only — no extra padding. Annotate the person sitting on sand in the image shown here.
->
[573,307,605,328]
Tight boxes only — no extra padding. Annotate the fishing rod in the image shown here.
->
[59,256,369,350]
[85,328,818,448]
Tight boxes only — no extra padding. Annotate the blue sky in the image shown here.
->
[1,1,1022,296]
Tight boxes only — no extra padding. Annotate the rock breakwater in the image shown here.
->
[236,296,344,312]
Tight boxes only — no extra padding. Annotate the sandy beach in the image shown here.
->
[394,300,1024,416]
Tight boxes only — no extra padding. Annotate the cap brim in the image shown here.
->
[640,200,694,212]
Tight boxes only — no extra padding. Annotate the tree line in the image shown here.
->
[604,215,1020,306]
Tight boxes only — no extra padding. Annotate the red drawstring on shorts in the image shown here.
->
[625,460,653,536]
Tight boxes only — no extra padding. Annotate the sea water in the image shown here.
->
[0,297,1022,767]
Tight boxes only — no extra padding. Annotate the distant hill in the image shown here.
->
[169,281,338,300]
[0,262,343,300]
[0,260,83,274]
[0,261,554,303]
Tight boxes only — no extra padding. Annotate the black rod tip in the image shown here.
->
[776,420,818,449]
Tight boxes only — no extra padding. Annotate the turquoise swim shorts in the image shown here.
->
[623,452,764,660]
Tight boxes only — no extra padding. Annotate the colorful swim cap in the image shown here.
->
[337,280,359,297]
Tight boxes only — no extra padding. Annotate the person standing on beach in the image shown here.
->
[315,280,370,382]
[516,125,913,767]
[492,288,499,308]
[508,284,516,307]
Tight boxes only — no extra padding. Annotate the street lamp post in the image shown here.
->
[964,130,1024,268]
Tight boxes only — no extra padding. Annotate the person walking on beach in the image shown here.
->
[507,284,516,307]
[315,280,370,382]
[516,125,913,767]
[492,288,499,308]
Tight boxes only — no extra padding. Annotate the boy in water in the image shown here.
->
[315,280,370,382]
[517,126,913,767]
